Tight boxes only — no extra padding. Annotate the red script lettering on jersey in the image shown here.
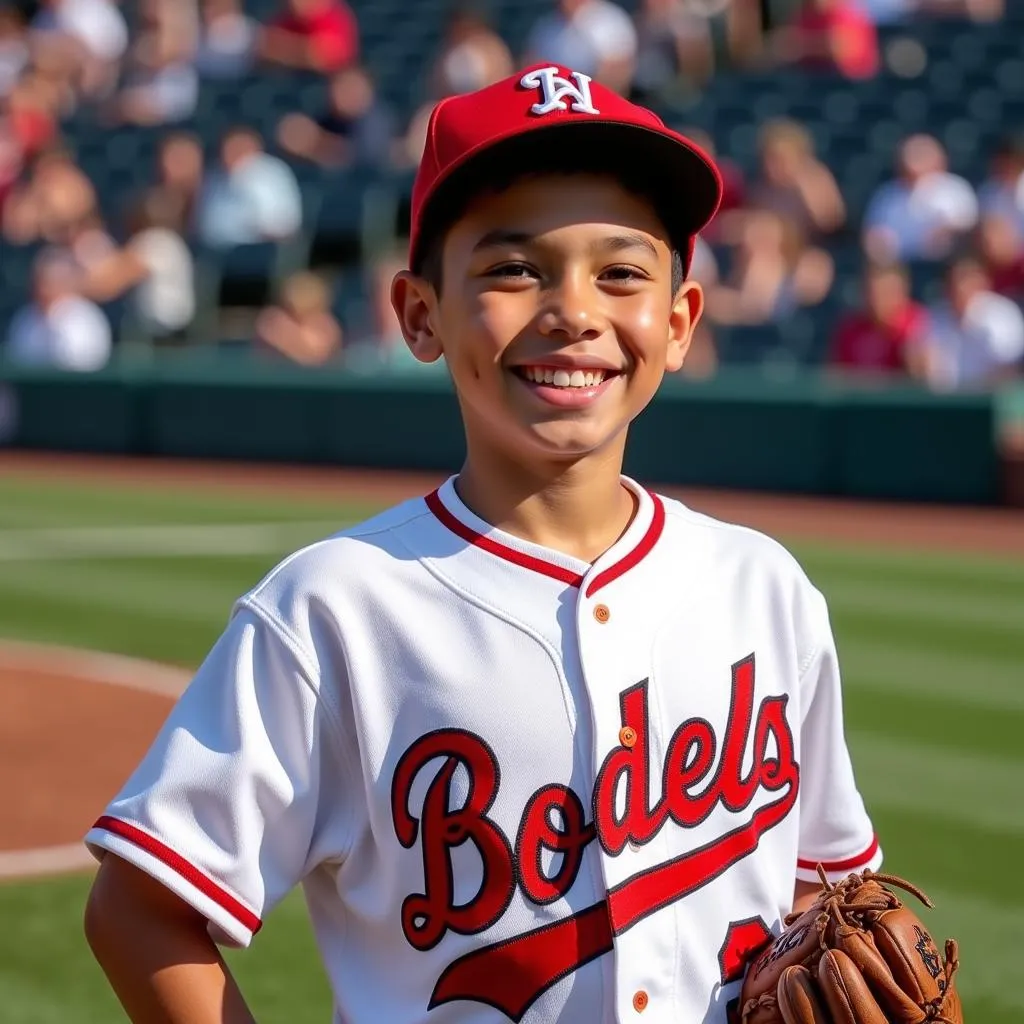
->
[390,654,799,1021]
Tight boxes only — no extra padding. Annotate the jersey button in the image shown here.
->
[619,726,637,748]
[593,603,610,623]
[632,990,649,1013]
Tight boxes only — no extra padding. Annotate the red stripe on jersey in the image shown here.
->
[798,834,880,873]
[585,492,665,597]
[93,816,262,935]
[425,490,585,587]
[425,487,665,593]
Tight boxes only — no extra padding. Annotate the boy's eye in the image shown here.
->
[602,265,648,282]
[488,262,537,279]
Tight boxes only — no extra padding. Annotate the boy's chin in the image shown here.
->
[514,422,627,463]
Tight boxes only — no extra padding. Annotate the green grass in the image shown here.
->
[0,471,1020,1022]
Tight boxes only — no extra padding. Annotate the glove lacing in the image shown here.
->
[811,867,962,1023]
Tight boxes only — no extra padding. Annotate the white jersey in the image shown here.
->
[86,475,881,1024]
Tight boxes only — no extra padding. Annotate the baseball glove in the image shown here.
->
[737,867,962,1024]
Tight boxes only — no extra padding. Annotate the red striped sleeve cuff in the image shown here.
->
[88,816,262,940]
[796,834,882,881]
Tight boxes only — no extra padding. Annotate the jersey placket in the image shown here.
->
[576,561,678,1022]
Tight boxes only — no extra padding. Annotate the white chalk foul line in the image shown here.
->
[0,640,193,879]
[0,521,347,561]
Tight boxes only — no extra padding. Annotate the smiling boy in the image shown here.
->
[83,65,881,1024]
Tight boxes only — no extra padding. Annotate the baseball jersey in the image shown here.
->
[85,475,882,1024]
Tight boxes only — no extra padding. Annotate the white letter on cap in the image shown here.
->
[520,67,600,116]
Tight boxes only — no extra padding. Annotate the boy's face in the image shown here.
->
[393,174,703,465]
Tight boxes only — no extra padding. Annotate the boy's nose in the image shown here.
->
[537,276,607,341]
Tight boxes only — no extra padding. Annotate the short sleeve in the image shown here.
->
[84,604,353,948]
[795,588,883,884]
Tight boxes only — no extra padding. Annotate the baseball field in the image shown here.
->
[0,453,1021,1024]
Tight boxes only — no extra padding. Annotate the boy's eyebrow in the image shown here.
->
[472,230,660,259]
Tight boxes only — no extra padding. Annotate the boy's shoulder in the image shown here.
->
[654,489,822,595]
[239,493,436,611]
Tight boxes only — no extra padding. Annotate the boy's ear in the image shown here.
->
[391,271,444,363]
[666,280,704,374]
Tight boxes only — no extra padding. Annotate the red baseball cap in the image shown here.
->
[408,64,723,276]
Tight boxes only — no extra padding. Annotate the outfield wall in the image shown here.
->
[0,358,1003,505]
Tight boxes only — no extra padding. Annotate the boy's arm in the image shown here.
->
[85,855,256,1024]
[81,602,356,1021]
[794,586,882,887]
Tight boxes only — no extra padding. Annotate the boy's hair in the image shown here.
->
[415,150,690,298]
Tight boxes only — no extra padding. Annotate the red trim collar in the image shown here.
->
[425,482,665,596]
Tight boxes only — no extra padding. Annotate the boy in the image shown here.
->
[83,65,881,1023]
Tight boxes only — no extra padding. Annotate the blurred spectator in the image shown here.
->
[917,256,1024,391]
[829,261,929,376]
[524,0,638,95]
[428,3,513,98]
[277,64,395,171]
[2,146,98,245]
[978,134,1024,237]
[80,188,196,340]
[254,269,341,364]
[630,0,724,100]
[154,132,205,231]
[772,0,879,80]
[0,6,29,98]
[2,69,59,172]
[196,0,258,79]
[862,134,978,263]
[103,0,199,126]
[748,119,846,239]
[30,0,129,99]
[258,0,359,75]
[674,236,720,380]
[65,208,119,274]
[4,247,112,371]
[680,126,746,243]
[393,101,437,171]
[196,126,303,249]
[343,252,443,372]
[975,215,1024,304]
[705,210,833,326]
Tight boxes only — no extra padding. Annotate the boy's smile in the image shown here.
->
[393,173,704,466]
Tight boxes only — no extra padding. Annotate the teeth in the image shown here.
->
[521,367,608,387]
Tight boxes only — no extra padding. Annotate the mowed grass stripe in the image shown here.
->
[838,638,1024,712]
[849,733,1024,837]
[795,542,1024,595]
[845,685,1024,763]
[0,586,223,666]
[831,604,1022,664]
[824,576,1024,634]
[0,560,243,624]
[0,476,377,527]
[0,521,347,562]
[864,804,1023,907]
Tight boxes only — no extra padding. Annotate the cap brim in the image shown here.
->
[411,119,722,274]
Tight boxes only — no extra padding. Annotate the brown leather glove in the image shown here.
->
[738,868,963,1024]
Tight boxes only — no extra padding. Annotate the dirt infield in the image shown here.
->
[0,642,188,880]
[0,451,1021,556]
